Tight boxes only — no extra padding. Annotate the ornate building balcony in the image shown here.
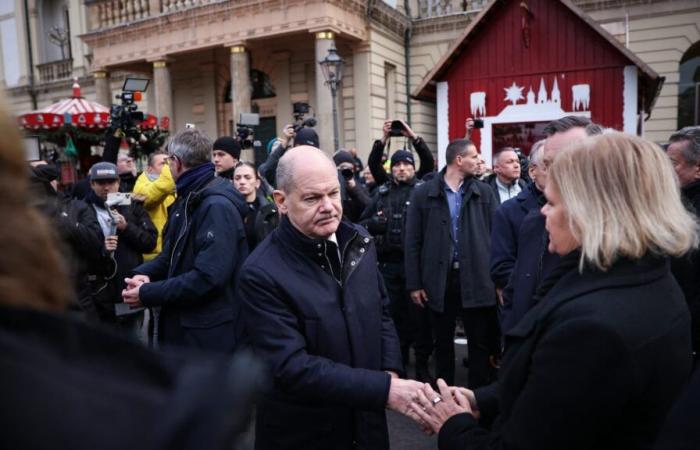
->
[36,59,73,83]
[415,0,488,19]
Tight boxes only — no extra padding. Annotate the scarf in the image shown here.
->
[175,162,215,198]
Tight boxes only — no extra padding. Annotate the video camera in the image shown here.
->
[237,112,261,150]
[110,77,149,141]
[292,102,317,132]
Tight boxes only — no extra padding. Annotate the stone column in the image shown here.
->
[229,44,252,128]
[93,70,111,107]
[152,59,174,129]
[273,51,293,130]
[314,31,336,154]
[352,44,372,162]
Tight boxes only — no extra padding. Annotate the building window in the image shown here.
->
[678,41,700,129]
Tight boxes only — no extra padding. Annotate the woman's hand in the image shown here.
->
[410,379,474,434]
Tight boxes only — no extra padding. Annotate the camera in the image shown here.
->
[292,102,317,132]
[237,113,260,150]
[110,77,149,141]
[473,119,484,129]
[389,120,406,137]
[340,168,354,181]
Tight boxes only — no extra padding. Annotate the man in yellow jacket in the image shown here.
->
[133,151,176,261]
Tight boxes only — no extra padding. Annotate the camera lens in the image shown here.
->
[341,168,354,180]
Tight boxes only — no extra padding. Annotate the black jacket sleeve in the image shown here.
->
[413,137,435,179]
[57,199,104,265]
[101,133,122,164]
[368,140,390,186]
[119,204,157,254]
[259,142,289,188]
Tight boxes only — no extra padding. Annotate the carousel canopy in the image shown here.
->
[18,79,110,131]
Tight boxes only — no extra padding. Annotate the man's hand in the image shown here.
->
[104,235,118,252]
[397,119,418,140]
[111,209,127,231]
[386,377,424,415]
[123,273,150,309]
[280,124,295,146]
[410,289,429,307]
[122,284,143,308]
[124,274,150,291]
[410,379,474,434]
[465,117,475,139]
[381,120,392,144]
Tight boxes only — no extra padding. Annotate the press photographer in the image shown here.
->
[259,104,319,187]
[333,149,371,223]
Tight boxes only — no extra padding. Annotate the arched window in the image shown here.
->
[678,41,700,129]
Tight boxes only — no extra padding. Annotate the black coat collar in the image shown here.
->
[507,253,669,338]
[427,169,480,202]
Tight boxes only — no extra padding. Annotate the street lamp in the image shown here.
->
[319,44,344,152]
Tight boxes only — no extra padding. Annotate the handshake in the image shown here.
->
[386,376,478,435]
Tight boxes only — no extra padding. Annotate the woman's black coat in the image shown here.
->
[438,254,693,450]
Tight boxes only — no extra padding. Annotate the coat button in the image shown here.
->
[363,238,370,243]
[321,265,326,269]
[350,261,356,266]
[317,253,323,257]
[360,248,365,253]
[317,243,322,249]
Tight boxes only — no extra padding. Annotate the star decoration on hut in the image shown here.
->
[504,82,525,105]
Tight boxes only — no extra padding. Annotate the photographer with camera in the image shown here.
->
[333,150,371,223]
[84,162,156,331]
[259,123,319,188]
[361,119,434,381]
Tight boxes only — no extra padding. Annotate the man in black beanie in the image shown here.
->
[212,136,241,180]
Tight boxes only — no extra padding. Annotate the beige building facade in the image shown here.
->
[2,0,699,160]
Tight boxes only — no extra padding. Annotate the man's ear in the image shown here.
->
[272,190,287,214]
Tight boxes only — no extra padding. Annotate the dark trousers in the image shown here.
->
[431,268,499,388]
[380,262,433,364]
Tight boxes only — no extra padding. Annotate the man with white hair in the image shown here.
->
[238,145,422,450]
[490,140,545,309]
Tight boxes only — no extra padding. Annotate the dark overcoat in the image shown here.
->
[238,217,403,450]
[438,253,693,450]
[489,182,541,289]
[135,175,248,352]
[500,209,560,333]
[404,171,498,312]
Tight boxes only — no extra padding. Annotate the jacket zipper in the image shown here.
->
[168,193,191,275]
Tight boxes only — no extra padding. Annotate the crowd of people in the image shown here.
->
[3,85,700,449]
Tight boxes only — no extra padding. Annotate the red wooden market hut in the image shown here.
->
[413,0,663,168]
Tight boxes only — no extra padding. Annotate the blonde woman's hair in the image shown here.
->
[0,92,71,310]
[548,132,699,271]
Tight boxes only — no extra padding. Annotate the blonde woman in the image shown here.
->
[412,133,698,450]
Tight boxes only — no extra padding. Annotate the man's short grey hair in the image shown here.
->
[543,115,603,137]
[529,140,545,166]
[167,129,212,168]
[669,126,700,166]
